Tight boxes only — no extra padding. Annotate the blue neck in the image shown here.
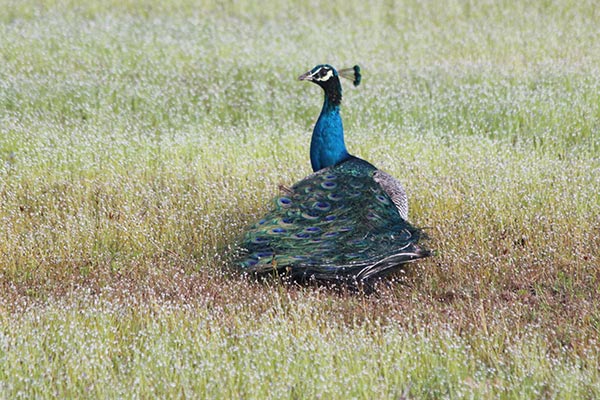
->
[309,96,350,172]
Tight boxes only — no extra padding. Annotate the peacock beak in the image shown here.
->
[298,71,313,81]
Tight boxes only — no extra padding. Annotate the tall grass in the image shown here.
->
[1,0,599,398]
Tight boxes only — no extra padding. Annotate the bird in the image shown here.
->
[234,64,430,290]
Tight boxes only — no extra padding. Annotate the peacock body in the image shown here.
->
[235,64,429,288]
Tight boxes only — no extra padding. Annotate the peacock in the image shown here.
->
[234,64,430,289]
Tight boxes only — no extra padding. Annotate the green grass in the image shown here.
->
[1,0,600,398]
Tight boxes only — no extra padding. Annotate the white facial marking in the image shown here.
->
[314,68,334,82]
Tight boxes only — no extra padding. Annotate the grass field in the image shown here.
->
[1,0,600,398]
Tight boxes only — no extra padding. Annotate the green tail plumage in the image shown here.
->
[235,157,430,288]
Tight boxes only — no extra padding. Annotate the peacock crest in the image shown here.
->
[234,64,430,290]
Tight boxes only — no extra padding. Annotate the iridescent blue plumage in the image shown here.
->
[301,65,350,172]
[235,64,430,289]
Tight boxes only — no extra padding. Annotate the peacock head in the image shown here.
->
[299,64,361,105]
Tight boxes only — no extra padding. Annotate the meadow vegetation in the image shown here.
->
[1,0,599,398]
